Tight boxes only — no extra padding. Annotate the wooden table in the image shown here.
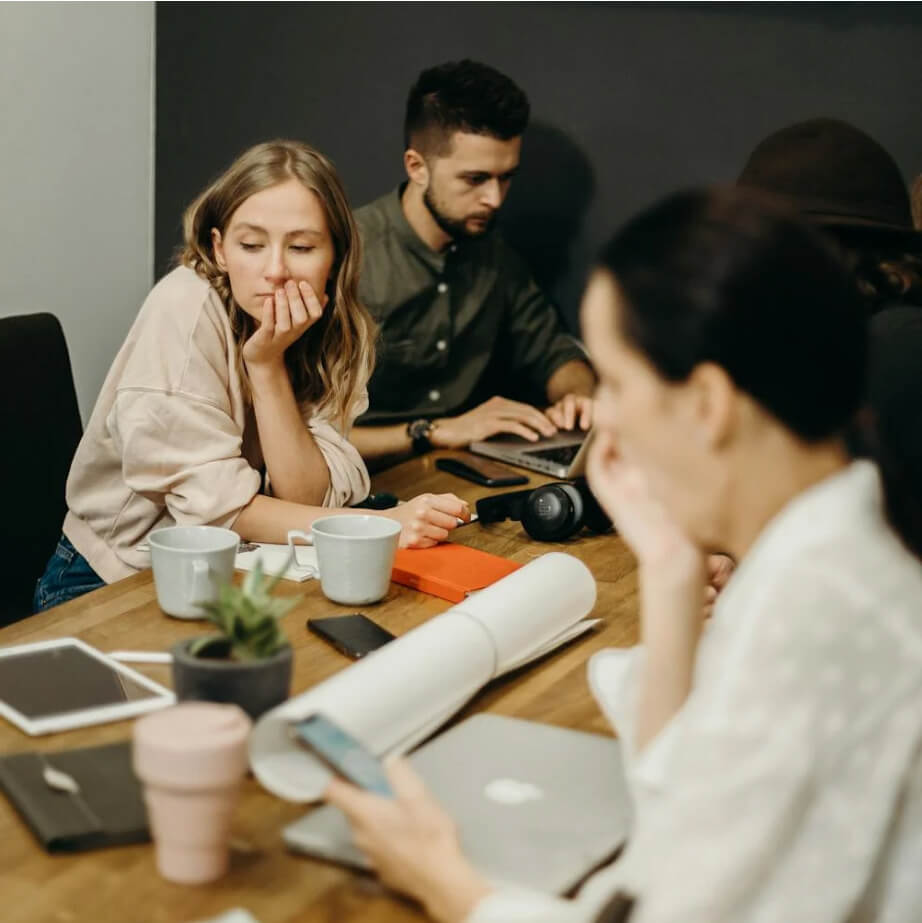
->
[0,452,640,923]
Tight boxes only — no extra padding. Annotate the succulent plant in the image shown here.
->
[189,555,298,661]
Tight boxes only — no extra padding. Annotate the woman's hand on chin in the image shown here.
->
[243,280,327,370]
[587,432,703,579]
[704,553,735,617]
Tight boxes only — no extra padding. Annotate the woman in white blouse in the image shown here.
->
[325,188,922,922]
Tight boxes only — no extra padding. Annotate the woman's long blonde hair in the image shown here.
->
[180,140,375,428]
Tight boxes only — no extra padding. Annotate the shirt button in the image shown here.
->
[429,389,441,402]
[436,339,447,352]
[437,282,448,294]
[449,244,458,253]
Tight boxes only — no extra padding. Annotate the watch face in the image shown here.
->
[409,419,432,440]
[408,418,433,453]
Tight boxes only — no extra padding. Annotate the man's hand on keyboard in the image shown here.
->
[545,393,594,431]
[431,396,558,448]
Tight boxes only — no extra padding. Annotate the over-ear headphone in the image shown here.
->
[475,478,612,542]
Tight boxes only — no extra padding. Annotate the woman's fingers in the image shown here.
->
[422,507,463,532]
[385,758,434,804]
[419,524,452,544]
[273,286,293,334]
[424,493,470,520]
[260,296,275,331]
[300,279,326,323]
[325,776,384,822]
[248,297,275,349]
[285,280,308,328]
[395,493,470,548]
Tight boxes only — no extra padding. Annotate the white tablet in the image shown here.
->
[0,637,175,736]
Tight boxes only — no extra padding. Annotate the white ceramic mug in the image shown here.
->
[148,526,239,619]
[287,515,401,605]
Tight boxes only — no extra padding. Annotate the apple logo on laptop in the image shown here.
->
[484,777,545,805]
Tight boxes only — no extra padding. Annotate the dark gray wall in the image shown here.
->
[156,2,922,330]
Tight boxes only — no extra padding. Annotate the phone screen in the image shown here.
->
[436,454,529,487]
[289,713,393,796]
[307,614,397,659]
[457,454,528,482]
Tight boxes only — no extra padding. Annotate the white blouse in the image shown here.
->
[468,461,922,923]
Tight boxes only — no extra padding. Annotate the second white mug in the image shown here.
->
[288,515,401,605]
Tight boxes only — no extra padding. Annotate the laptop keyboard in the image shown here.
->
[522,444,581,466]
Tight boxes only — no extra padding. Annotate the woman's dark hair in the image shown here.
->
[599,188,866,441]
[598,187,922,555]
[404,59,529,155]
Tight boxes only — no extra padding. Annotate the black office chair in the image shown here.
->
[0,313,83,624]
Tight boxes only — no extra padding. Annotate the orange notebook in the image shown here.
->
[391,544,522,603]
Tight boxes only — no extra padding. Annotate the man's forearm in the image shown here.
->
[350,423,415,469]
[545,359,596,404]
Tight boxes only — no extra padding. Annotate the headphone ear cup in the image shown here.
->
[577,480,614,534]
[521,483,584,541]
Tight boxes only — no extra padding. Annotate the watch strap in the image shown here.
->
[406,418,436,454]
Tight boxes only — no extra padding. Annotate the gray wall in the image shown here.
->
[0,2,155,422]
[155,3,922,331]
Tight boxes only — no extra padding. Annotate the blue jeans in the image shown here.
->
[34,535,105,613]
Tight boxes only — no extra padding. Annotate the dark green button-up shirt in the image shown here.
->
[354,187,586,425]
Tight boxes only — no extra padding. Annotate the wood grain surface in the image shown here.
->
[0,451,639,923]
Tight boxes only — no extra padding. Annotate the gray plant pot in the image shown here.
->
[170,638,293,720]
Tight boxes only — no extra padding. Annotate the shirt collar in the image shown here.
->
[381,185,448,273]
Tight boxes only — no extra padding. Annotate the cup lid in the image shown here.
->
[133,703,252,788]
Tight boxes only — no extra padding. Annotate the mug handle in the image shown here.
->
[287,529,315,571]
[190,559,211,605]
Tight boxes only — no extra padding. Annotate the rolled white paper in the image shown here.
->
[250,552,597,802]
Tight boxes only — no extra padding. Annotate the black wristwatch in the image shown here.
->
[406,418,438,454]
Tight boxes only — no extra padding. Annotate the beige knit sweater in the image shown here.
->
[64,266,370,583]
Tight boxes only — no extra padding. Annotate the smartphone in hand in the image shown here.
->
[289,712,393,796]
[436,455,529,487]
[307,613,396,659]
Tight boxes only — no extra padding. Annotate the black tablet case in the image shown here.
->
[0,740,149,851]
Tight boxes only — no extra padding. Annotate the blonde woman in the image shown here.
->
[35,140,468,611]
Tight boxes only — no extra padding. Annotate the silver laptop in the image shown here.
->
[470,429,591,479]
[284,713,631,895]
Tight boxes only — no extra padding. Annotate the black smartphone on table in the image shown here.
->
[307,613,396,659]
[288,712,393,796]
[435,455,528,487]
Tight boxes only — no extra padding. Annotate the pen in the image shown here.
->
[455,513,480,527]
[109,651,174,665]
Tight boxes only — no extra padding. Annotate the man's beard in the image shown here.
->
[423,188,497,240]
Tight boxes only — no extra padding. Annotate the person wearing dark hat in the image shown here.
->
[912,174,922,230]
[738,117,922,311]
[738,118,922,550]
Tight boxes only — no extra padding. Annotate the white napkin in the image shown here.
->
[235,543,318,583]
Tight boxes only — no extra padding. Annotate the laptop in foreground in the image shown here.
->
[469,429,591,480]
[284,713,631,895]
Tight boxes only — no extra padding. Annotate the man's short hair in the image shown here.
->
[404,59,530,156]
